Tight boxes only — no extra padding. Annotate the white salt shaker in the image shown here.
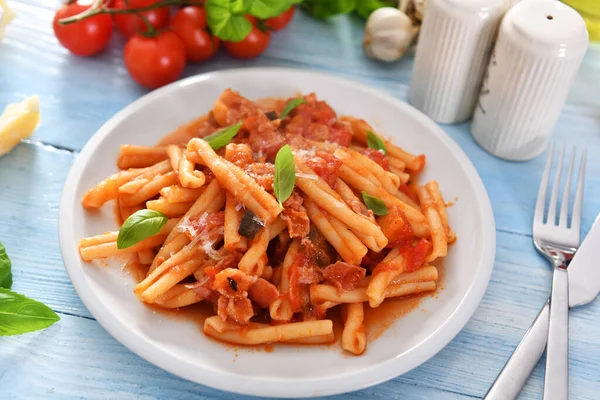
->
[408,0,507,124]
[471,0,589,161]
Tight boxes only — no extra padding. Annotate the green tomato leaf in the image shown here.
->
[274,145,296,205]
[366,130,387,154]
[203,122,243,150]
[361,191,388,216]
[0,288,60,336]
[206,0,253,42]
[231,0,252,14]
[355,0,395,19]
[117,210,168,250]
[0,243,12,289]
[280,98,306,119]
[249,0,297,19]
[301,0,357,19]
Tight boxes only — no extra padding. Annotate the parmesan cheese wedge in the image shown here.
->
[0,0,16,41]
[0,95,40,157]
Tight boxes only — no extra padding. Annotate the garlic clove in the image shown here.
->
[363,7,419,63]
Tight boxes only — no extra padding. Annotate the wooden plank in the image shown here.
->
[0,142,90,318]
[1,143,599,398]
[2,1,599,155]
[0,311,476,400]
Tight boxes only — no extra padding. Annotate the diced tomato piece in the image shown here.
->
[377,206,414,244]
[361,148,390,171]
[248,278,279,308]
[322,262,366,291]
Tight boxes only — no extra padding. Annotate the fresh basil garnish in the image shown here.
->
[206,0,253,42]
[249,0,302,18]
[117,209,168,250]
[203,122,243,150]
[0,288,60,336]
[366,130,387,155]
[301,0,356,19]
[361,192,388,216]
[280,98,306,119]
[0,243,12,289]
[273,144,296,205]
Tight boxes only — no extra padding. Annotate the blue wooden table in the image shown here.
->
[1,1,599,399]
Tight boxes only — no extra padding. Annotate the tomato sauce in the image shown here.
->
[115,92,446,356]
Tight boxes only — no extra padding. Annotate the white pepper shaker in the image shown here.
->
[408,0,507,124]
[471,0,589,161]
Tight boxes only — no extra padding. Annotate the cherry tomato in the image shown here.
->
[265,6,295,31]
[114,0,170,38]
[170,6,219,63]
[53,3,113,57]
[245,15,258,25]
[124,31,186,89]
[224,26,270,60]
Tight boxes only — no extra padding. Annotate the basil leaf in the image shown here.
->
[366,130,387,154]
[117,209,168,250]
[206,0,253,42]
[0,243,12,289]
[0,288,60,336]
[361,191,388,216]
[301,0,356,19]
[274,145,296,205]
[280,98,306,119]
[249,0,300,19]
[355,0,395,19]
[203,122,243,150]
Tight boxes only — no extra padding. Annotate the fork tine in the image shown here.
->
[558,147,576,227]
[535,143,555,225]
[546,145,565,225]
[571,148,587,236]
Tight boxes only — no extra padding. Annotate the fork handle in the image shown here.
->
[485,300,550,400]
[544,267,569,400]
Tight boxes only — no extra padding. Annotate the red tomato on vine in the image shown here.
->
[170,7,220,63]
[113,0,170,38]
[53,3,113,57]
[224,25,270,60]
[265,6,295,31]
[124,31,186,89]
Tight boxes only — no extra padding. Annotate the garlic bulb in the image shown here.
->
[363,7,419,63]
[413,0,426,21]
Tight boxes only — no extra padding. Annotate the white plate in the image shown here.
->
[59,68,496,398]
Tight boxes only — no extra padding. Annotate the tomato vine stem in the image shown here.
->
[58,0,203,25]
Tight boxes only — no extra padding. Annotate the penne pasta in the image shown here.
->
[310,281,437,308]
[146,198,194,218]
[204,317,333,345]
[417,184,448,262]
[341,303,366,355]
[153,284,203,308]
[160,185,204,204]
[304,198,367,265]
[78,89,455,356]
[178,152,206,188]
[189,138,281,224]
[426,181,456,244]
[337,164,430,238]
[269,239,299,321]
[117,145,168,169]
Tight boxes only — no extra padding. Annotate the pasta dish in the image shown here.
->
[77,89,455,355]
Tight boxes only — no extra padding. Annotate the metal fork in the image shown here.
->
[533,144,585,400]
